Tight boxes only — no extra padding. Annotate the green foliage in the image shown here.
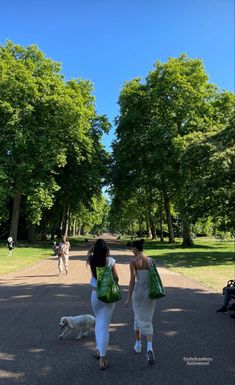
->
[110,54,235,239]
[0,41,110,239]
[180,113,235,232]
[74,195,109,234]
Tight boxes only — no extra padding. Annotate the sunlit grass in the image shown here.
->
[0,235,95,276]
[0,242,52,276]
[146,238,234,292]
[1,237,234,293]
[120,237,234,292]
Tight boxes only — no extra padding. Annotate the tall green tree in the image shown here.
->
[0,41,109,240]
[180,112,235,235]
[110,54,234,244]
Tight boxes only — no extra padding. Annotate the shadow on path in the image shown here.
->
[0,239,234,385]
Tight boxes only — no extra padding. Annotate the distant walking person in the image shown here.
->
[125,239,156,366]
[7,236,15,256]
[58,236,71,276]
[87,239,119,370]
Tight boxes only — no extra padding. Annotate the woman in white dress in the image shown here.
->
[87,239,119,370]
[58,235,71,276]
[125,239,156,366]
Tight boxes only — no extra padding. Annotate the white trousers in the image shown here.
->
[91,290,115,357]
[58,255,69,273]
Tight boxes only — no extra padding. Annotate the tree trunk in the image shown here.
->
[64,217,69,237]
[145,214,151,238]
[159,209,164,242]
[50,222,58,240]
[138,218,144,238]
[72,219,77,236]
[164,195,175,243]
[27,223,35,243]
[40,221,47,241]
[146,186,156,240]
[121,220,124,236]
[10,191,22,242]
[50,226,55,240]
[149,211,156,239]
[59,207,67,236]
[61,207,69,236]
[182,218,193,246]
[150,225,156,240]
[130,221,134,238]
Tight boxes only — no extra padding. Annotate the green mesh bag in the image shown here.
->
[148,258,166,299]
[96,266,121,303]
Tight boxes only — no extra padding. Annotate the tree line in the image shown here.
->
[0,43,234,245]
[109,54,234,245]
[0,41,109,241]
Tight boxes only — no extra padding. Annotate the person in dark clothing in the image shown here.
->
[217,283,235,313]
[7,236,15,256]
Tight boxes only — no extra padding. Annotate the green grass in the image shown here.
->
[0,235,95,276]
[118,236,234,292]
[142,238,234,293]
[0,242,52,276]
[1,237,234,293]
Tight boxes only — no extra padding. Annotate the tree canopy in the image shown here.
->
[0,41,109,240]
[0,44,233,243]
[109,55,235,244]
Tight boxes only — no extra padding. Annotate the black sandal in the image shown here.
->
[100,359,108,370]
[147,350,155,366]
[93,349,100,360]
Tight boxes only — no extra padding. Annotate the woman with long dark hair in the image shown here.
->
[87,239,119,370]
[125,239,156,366]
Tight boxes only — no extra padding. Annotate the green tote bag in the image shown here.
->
[148,258,166,299]
[96,265,121,303]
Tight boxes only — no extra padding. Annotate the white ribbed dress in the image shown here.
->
[132,268,156,336]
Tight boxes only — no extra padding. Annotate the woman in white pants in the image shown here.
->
[87,239,119,370]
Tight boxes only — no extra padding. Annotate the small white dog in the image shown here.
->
[59,314,95,339]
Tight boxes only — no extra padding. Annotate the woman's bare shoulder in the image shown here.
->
[130,257,138,264]
[130,257,139,268]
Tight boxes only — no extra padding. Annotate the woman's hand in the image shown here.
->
[87,245,94,257]
[125,298,129,308]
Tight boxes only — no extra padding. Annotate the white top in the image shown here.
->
[90,257,116,288]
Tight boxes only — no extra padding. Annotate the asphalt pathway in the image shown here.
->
[0,238,234,385]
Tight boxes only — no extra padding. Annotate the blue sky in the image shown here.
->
[1,0,234,151]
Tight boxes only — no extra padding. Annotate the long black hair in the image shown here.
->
[132,239,145,251]
[87,239,110,278]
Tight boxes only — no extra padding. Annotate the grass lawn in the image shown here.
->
[0,236,94,276]
[0,242,53,276]
[142,238,234,293]
[119,236,234,292]
[1,236,234,293]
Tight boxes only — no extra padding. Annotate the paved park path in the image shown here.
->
[0,237,234,385]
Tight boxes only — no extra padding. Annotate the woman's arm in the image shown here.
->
[112,264,119,282]
[125,262,136,307]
